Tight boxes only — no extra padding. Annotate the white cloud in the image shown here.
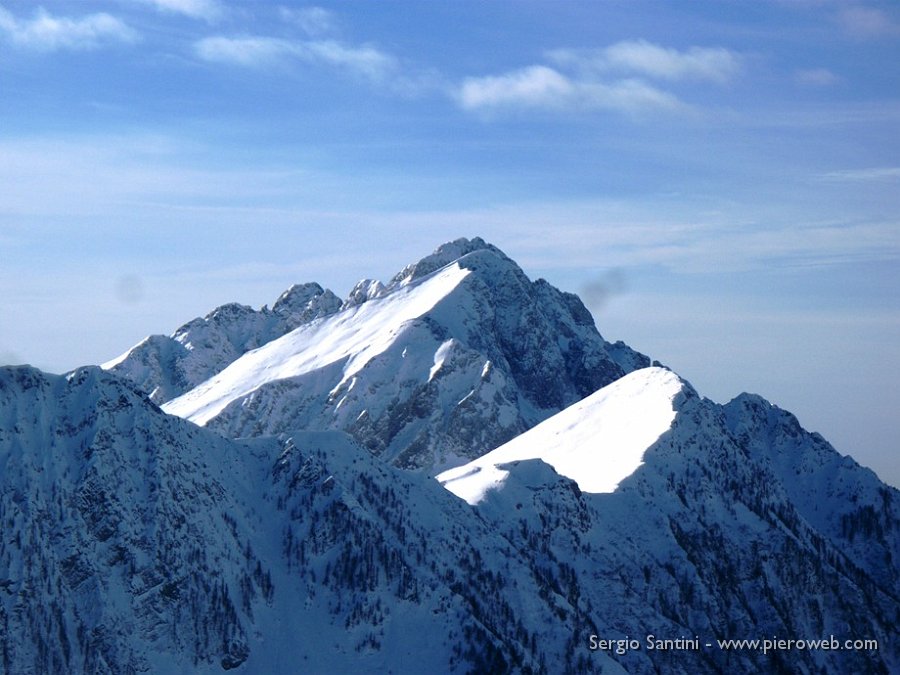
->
[580,79,682,112]
[304,40,395,80]
[550,40,740,83]
[457,65,680,113]
[458,65,574,109]
[0,5,137,51]
[195,35,395,79]
[279,6,337,37]
[129,0,223,21]
[458,39,737,115]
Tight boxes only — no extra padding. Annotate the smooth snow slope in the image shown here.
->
[163,262,470,426]
[437,367,683,503]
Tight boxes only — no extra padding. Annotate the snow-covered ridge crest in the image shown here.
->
[438,367,684,504]
[163,262,472,426]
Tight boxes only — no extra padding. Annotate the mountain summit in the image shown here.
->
[2,237,897,673]
[116,237,648,471]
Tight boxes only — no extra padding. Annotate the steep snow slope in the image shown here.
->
[160,238,648,470]
[162,261,473,427]
[438,367,685,502]
[102,283,342,403]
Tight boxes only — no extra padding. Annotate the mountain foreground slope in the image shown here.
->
[1,237,897,674]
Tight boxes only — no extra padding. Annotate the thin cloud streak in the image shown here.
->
[2,133,896,276]
[457,65,682,113]
[194,35,395,80]
[128,0,223,21]
[794,67,840,86]
[550,40,740,83]
[279,6,337,37]
[819,167,900,182]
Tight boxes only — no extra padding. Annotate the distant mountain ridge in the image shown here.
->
[1,237,897,674]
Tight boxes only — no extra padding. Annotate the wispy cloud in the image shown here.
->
[836,5,900,38]
[195,36,293,67]
[551,40,740,83]
[794,67,840,86]
[819,167,900,182]
[457,39,737,114]
[0,5,137,51]
[279,6,337,37]
[195,35,395,80]
[127,0,223,22]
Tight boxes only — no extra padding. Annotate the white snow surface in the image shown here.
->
[162,262,471,426]
[437,367,683,504]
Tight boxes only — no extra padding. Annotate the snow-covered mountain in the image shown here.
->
[0,365,272,673]
[138,238,647,471]
[4,363,896,674]
[441,366,900,674]
[0,365,590,673]
[3,237,898,674]
[103,283,342,404]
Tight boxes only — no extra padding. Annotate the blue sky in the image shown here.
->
[1,0,898,486]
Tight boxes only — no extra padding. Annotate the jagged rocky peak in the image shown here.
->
[201,300,257,322]
[272,281,343,323]
[0,364,150,421]
[344,278,387,307]
[274,281,325,310]
[102,280,342,404]
[390,236,505,286]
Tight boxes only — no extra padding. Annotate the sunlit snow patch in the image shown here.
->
[428,339,456,382]
[100,336,150,370]
[437,367,684,504]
